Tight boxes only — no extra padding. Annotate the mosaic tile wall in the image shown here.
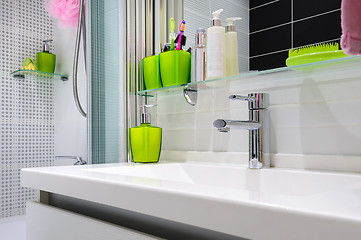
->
[0,0,55,218]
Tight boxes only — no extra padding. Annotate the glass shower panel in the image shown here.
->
[88,0,124,164]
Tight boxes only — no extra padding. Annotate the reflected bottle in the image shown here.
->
[191,28,206,82]
[130,105,162,163]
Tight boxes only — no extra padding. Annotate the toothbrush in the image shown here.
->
[170,18,175,51]
[176,20,186,50]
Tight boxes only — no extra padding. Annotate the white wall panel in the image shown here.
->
[157,60,361,169]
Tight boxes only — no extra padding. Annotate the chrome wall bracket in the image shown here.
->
[183,85,197,106]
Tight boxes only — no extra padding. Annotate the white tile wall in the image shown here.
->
[156,59,361,171]
[0,0,88,219]
[0,0,55,218]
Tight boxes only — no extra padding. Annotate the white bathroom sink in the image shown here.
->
[21,162,361,240]
[85,162,361,197]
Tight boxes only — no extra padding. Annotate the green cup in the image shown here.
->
[143,55,162,90]
[159,50,191,87]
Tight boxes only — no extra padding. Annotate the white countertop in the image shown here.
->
[21,162,361,240]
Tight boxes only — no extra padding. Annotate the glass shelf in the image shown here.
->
[137,54,361,97]
[11,69,68,81]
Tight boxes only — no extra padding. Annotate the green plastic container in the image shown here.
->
[143,55,162,90]
[36,40,56,74]
[36,52,56,74]
[130,123,162,163]
[159,50,190,87]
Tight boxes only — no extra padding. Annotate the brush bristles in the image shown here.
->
[179,21,186,32]
[289,42,339,57]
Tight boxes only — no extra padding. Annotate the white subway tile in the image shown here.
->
[270,99,361,128]
[224,130,249,152]
[297,125,361,156]
[162,129,196,151]
[195,111,214,130]
[194,129,214,151]
[157,112,196,129]
[272,127,303,154]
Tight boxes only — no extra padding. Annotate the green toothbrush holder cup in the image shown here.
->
[143,55,162,90]
[159,50,191,87]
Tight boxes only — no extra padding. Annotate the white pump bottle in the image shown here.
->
[225,17,242,76]
[206,9,226,79]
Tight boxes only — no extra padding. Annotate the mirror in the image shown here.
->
[180,0,342,71]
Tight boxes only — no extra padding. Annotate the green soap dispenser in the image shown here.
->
[36,39,56,73]
[130,105,162,163]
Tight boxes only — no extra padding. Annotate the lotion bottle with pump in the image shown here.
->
[36,39,56,73]
[206,9,226,79]
[225,17,242,76]
[129,105,162,163]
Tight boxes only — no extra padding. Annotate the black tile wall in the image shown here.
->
[250,0,342,71]
[250,24,291,56]
[251,0,291,32]
[250,50,289,71]
[293,10,342,47]
[250,0,277,9]
[293,0,341,20]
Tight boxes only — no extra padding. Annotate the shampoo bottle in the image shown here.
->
[36,40,56,73]
[206,9,226,79]
[225,17,242,76]
[130,105,162,163]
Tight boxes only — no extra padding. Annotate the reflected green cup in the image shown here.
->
[159,50,190,87]
[143,55,162,90]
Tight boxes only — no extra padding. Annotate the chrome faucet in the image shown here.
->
[55,156,87,165]
[213,93,270,169]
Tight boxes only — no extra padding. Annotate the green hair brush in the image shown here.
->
[286,42,349,67]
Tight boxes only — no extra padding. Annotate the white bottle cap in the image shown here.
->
[226,17,242,32]
[211,9,223,26]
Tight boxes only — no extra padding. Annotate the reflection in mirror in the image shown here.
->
[181,0,342,71]
[183,0,249,73]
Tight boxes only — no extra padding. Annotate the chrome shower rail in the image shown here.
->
[73,0,87,117]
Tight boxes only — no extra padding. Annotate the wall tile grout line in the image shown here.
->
[249,0,280,11]
[250,22,291,35]
[292,8,341,24]
[250,8,341,35]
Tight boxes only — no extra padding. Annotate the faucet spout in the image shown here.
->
[213,119,261,132]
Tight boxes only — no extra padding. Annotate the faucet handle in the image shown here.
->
[229,93,269,110]
[229,95,254,101]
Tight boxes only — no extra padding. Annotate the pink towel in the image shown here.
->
[341,0,361,55]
